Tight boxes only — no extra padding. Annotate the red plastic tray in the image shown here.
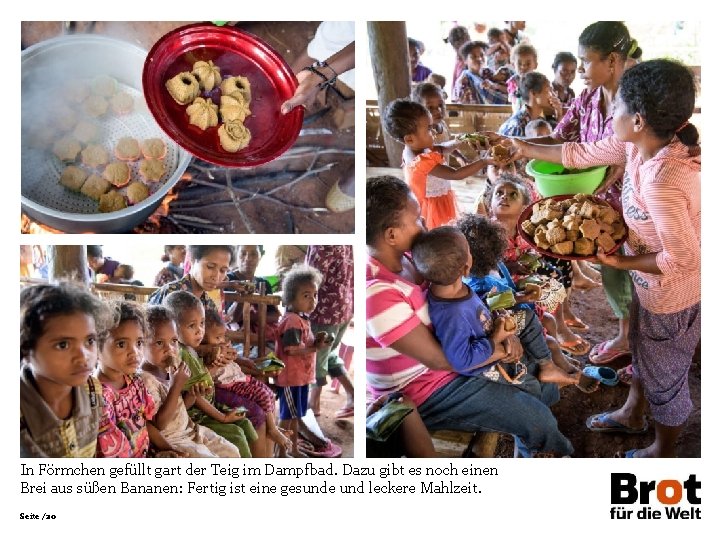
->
[143,23,302,167]
[517,195,628,261]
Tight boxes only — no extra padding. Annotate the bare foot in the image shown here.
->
[572,274,601,291]
[538,361,580,387]
[551,350,582,374]
[269,426,293,451]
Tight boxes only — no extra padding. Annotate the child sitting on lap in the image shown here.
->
[202,309,291,452]
[455,214,581,385]
[411,226,522,379]
[140,305,240,458]
[20,283,109,457]
[163,290,258,458]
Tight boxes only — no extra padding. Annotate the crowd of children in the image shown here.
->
[370,20,700,458]
[20,246,352,459]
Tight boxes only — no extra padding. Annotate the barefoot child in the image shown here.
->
[275,265,332,457]
[96,301,169,457]
[20,283,108,457]
[201,309,291,452]
[163,290,258,458]
[412,225,577,388]
[140,306,240,458]
[382,98,503,229]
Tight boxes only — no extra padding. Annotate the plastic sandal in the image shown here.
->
[582,365,619,386]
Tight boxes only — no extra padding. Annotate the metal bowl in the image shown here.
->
[21,34,192,233]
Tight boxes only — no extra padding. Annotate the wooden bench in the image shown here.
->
[367,100,513,166]
[431,430,500,458]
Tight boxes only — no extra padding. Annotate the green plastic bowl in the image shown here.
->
[526,159,608,197]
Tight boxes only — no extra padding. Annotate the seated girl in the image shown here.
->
[140,305,240,458]
[499,72,564,137]
[20,283,109,457]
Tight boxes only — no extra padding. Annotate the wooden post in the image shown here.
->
[46,245,90,287]
[368,21,411,168]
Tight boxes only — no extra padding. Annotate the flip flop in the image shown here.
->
[620,449,642,458]
[586,411,648,434]
[334,406,354,419]
[588,340,631,365]
[564,318,589,332]
[303,440,342,458]
[558,338,591,356]
[582,366,619,386]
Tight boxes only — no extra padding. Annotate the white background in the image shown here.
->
[7,2,716,538]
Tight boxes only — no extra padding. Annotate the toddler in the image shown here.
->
[202,309,291,451]
[382,98,502,229]
[95,300,165,457]
[452,40,508,105]
[413,225,577,387]
[20,283,108,457]
[163,290,258,458]
[551,52,577,107]
[425,73,448,100]
[486,27,511,71]
[140,305,240,457]
[526,118,553,138]
[507,43,538,111]
[275,265,331,457]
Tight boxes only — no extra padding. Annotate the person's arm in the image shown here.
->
[387,324,453,371]
[596,180,699,276]
[151,365,189,431]
[281,41,355,114]
[193,394,245,423]
[428,157,502,181]
[147,422,173,452]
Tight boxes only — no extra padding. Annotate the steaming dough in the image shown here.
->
[62,80,90,104]
[81,144,110,168]
[52,136,81,162]
[59,165,88,191]
[110,92,134,115]
[186,97,219,130]
[92,75,118,97]
[139,159,166,182]
[115,137,141,161]
[165,71,200,105]
[72,121,99,144]
[103,162,131,187]
[80,174,112,200]
[141,138,167,160]
[127,181,150,204]
[98,190,127,212]
[83,95,109,117]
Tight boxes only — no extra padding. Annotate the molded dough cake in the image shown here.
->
[141,138,167,160]
[218,119,251,152]
[103,162,131,187]
[186,97,219,130]
[80,174,112,200]
[192,60,222,92]
[81,144,110,168]
[166,71,201,105]
[59,165,88,191]
[115,137,142,161]
[139,158,166,182]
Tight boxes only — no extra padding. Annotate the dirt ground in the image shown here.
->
[316,386,355,458]
[490,285,701,458]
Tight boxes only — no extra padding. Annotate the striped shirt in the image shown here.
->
[366,256,456,405]
[563,136,700,313]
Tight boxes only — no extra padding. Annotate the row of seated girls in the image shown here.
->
[19,264,331,458]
